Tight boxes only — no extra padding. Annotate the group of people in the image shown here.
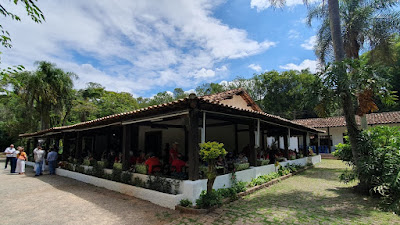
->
[3,144,58,176]
[4,144,27,174]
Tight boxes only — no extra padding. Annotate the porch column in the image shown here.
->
[255,119,260,148]
[302,133,307,156]
[249,121,256,166]
[327,127,332,153]
[283,130,289,159]
[316,133,320,155]
[201,112,206,143]
[122,125,132,170]
[63,134,69,161]
[234,124,238,155]
[188,107,200,180]
[33,137,38,148]
[26,139,31,157]
[75,132,82,160]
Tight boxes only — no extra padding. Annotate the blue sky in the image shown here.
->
[3,0,321,97]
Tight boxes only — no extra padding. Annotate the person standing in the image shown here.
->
[47,148,58,175]
[33,146,45,176]
[4,144,16,170]
[10,146,19,173]
[15,147,27,175]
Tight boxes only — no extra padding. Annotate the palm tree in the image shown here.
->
[24,61,76,130]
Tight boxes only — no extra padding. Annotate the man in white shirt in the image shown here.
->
[4,144,16,171]
[33,146,45,176]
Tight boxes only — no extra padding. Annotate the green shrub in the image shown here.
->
[257,159,270,166]
[112,167,122,182]
[135,164,147,174]
[147,175,172,194]
[113,162,123,170]
[89,159,97,166]
[179,199,192,207]
[132,177,145,187]
[93,162,105,178]
[103,173,112,180]
[233,181,247,193]
[82,159,90,166]
[121,172,132,184]
[335,126,400,214]
[75,165,85,174]
[66,163,74,171]
[196,190,222,209]
[234,163,250,171]
[249,172,279,187]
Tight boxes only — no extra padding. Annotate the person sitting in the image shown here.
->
[225,152,235,172]
[171,153,187,173]
[236,153,248,164]
[144,153,161,174]
[169,142,179,164]
[216,155,227,174]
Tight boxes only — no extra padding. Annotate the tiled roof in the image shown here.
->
[20,89,321,137]
[294,111,400,128]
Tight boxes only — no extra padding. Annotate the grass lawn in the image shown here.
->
[160,159,400,225]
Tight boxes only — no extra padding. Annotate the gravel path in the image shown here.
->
[0,159,177,225]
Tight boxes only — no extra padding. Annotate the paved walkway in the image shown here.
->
[0,159,176,225]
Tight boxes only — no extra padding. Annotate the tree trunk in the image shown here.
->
[207,163,216,193]
[328,0,360,163]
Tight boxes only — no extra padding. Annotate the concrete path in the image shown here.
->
[0,159,176,225]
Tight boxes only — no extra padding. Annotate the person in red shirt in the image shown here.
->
[145,153,161,174]
[169,142,179,164]
[171,153,187,173]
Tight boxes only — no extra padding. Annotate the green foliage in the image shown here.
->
[199,141,227,161]
[121,172,132,184]
[257,159,270,166]
[179,199,192,207]
[132,177,145,187]
[249,172,280,187]
[217,187,237,201]
[75,165,85,174]
[196,190,222,209]
[233,181,247,193]
[333,138,353,162]
[92,161,105,178]
[112,167,122,182]
[113,163,123,170]
[146,175,172,194]
[135,164,147,174]
[234,163,250,171]
[82,159,90,166]
[336,126,400,214]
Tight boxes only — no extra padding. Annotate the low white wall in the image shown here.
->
[25,155,321,209]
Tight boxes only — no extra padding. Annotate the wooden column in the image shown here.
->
[327,127,332,153]
[63,134,69,161]
[187,108,200,180]
[75,132,82,160]
[122,125,132,170]
[303,134,307,156]
[33,137,38,148]
[283,131,289,159]
[234,124,239,156]
[315,134,320,155]
[249,121,256,166]
[26,139,31,157]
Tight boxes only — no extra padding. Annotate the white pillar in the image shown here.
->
[255,119,260,148]
[201,112,206,143]
[288,128,291,150]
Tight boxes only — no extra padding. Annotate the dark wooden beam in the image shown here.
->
[187,108,200,180]
[283,133,289,159]
[122,125,132,170]
[234,124,238,155]
[205,122,232,128]
[249,122,256,166]
[303,134,308,156]
[75,132,82,160]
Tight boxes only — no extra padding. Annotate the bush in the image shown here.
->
[147,175,172,194]
[217,187,237,200]
[113,162,123,170]
[179,199,192,207]
[82,159,90,166]
[249,172,279,187]
[257,159,270,166]
[121,172,132,184]
[90,159,97,166]
[132,177,145,187]
[135,164,147,174]
[112,167,122,182]
[196,190,222,209]
[234,163,250,171]
[233,181,247,193]
[93,162,105,178]
[75,165,85,174]
[335,126,400,214]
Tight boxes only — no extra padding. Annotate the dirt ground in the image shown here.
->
[0,159,177,225]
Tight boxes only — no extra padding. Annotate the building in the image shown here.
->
[294,111,400,152]
[20,88,323,208]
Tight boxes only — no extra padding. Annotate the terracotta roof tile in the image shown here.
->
[294,111,400,128]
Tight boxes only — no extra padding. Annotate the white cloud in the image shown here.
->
[301,35,317,50]
[288,29,300,39]
[248,64,262,72]
[2,0,275,97]
[251,0,319,11]
[280,59,319,73]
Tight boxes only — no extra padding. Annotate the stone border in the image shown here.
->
[175,165,314,214]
